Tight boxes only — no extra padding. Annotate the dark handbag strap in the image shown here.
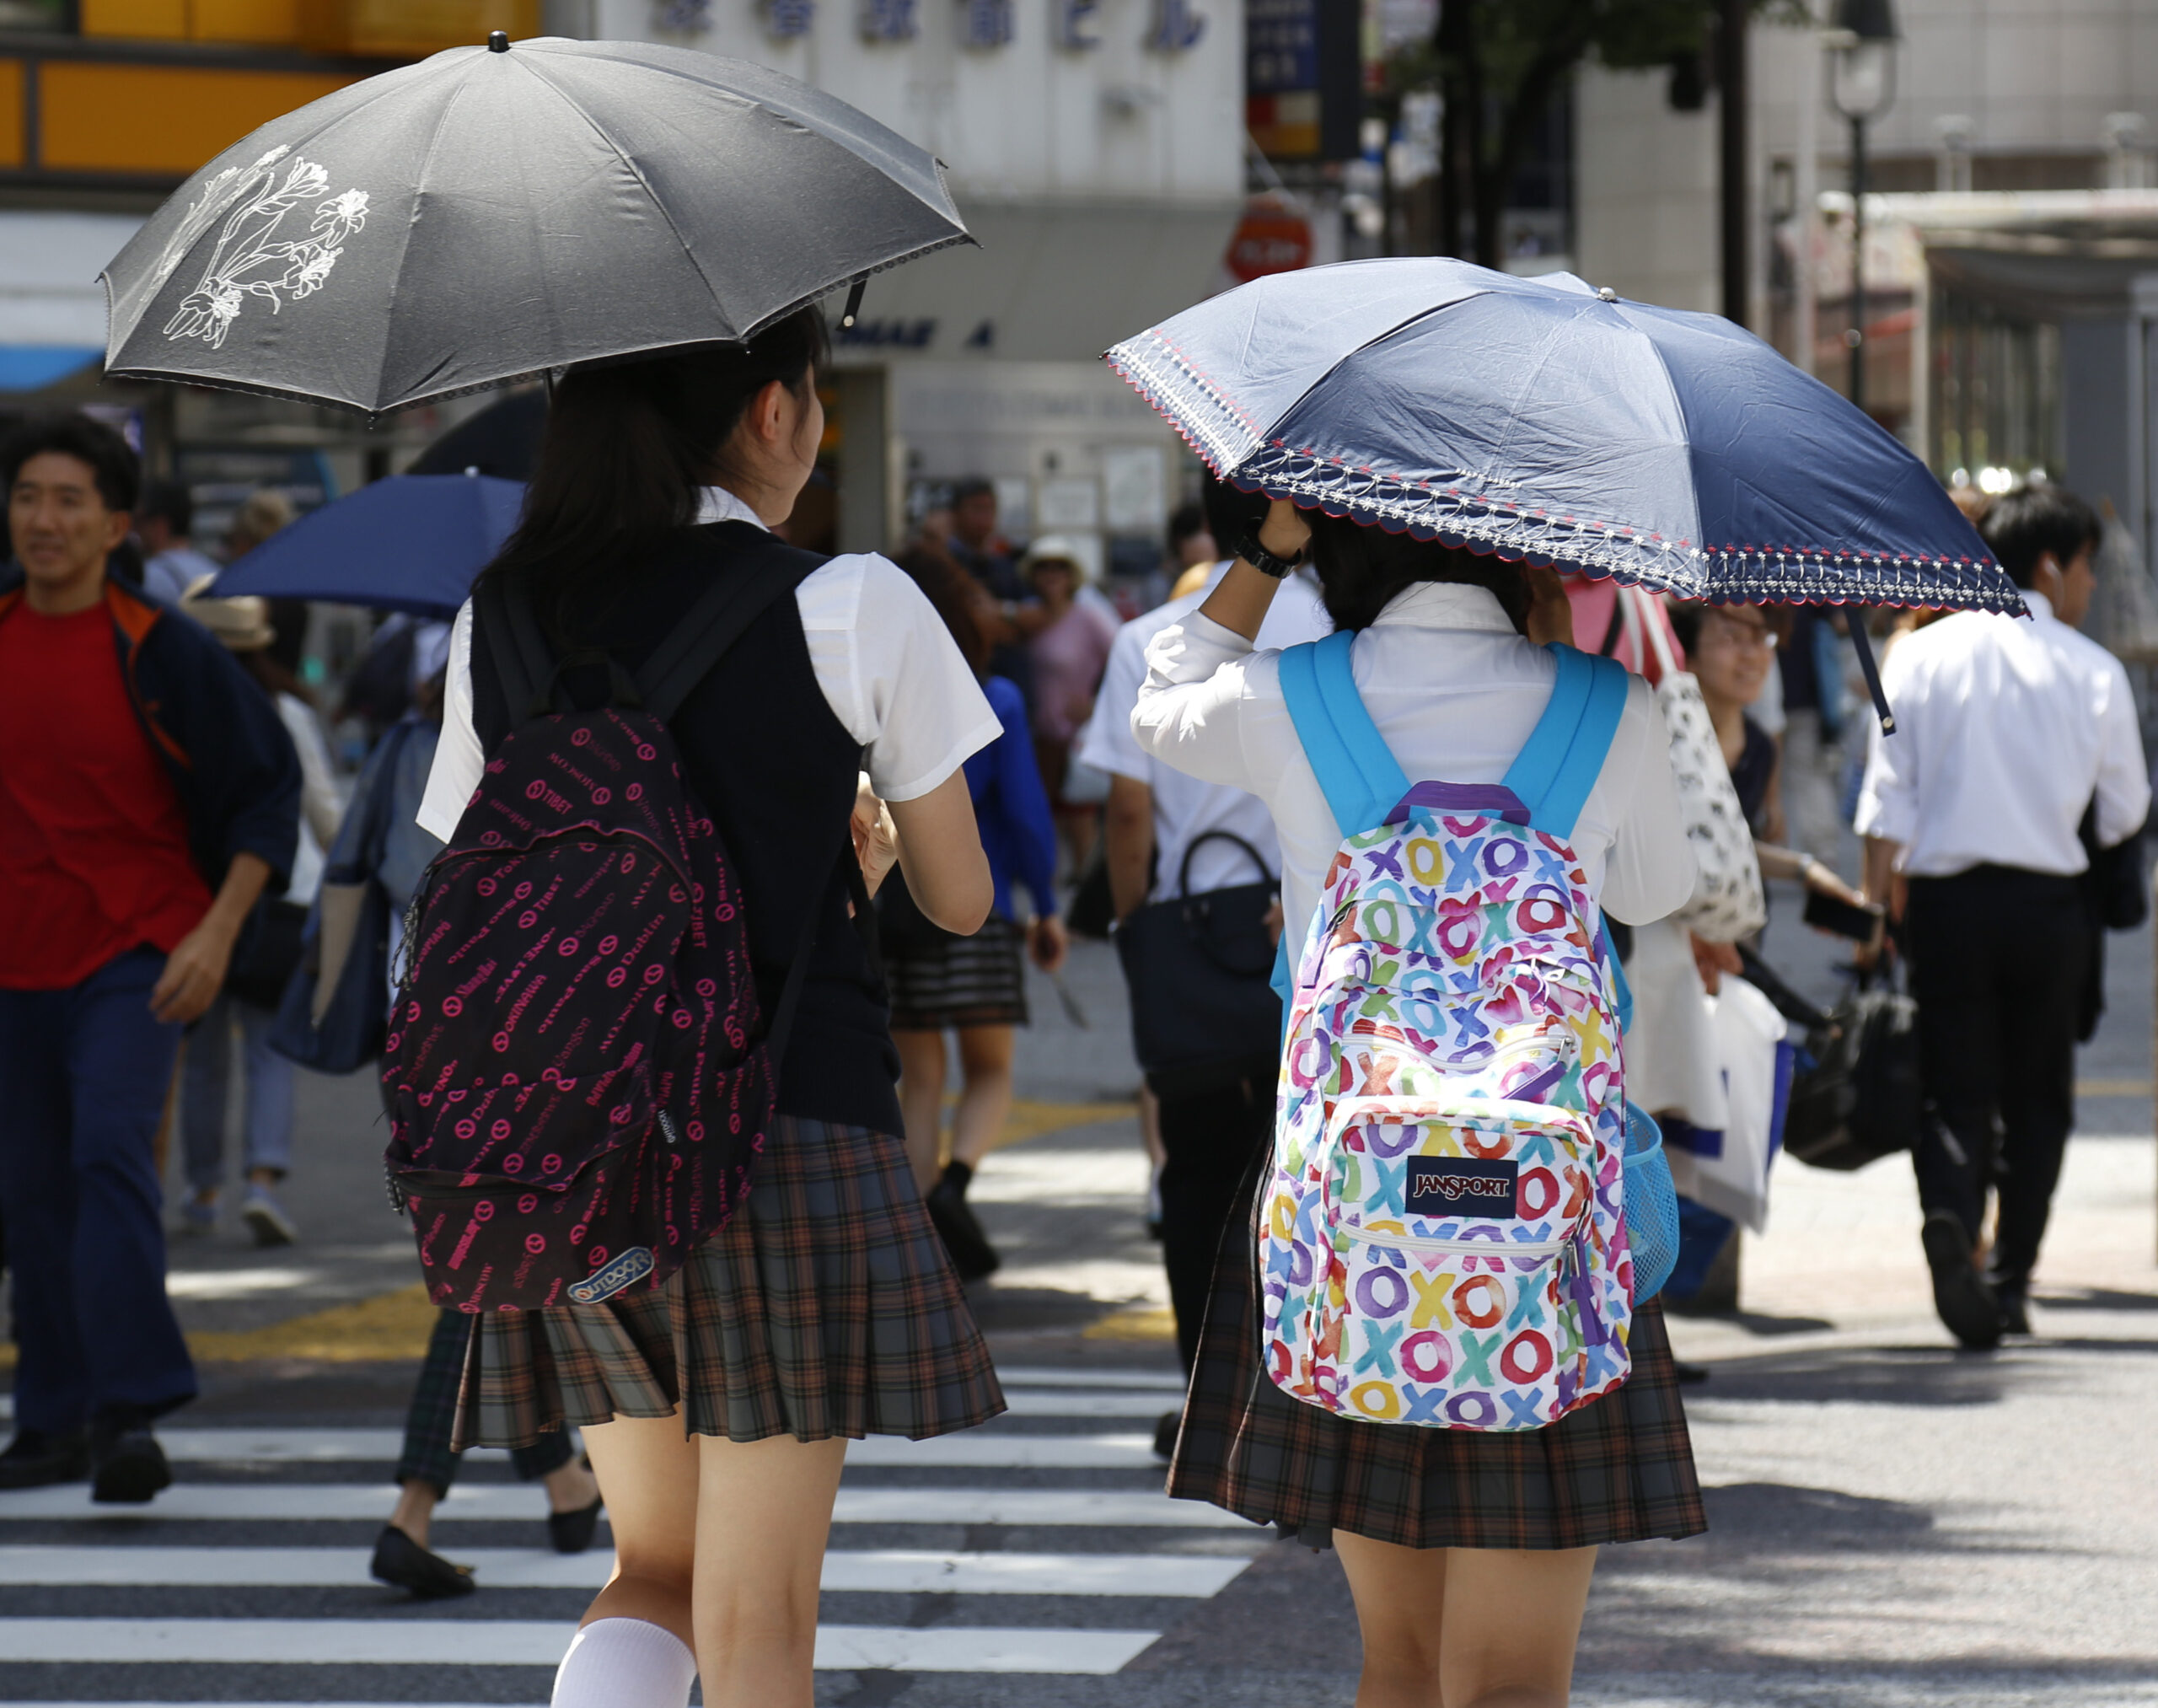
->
[1175,829,1275,898]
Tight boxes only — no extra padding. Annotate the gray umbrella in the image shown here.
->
[100,34,969,416]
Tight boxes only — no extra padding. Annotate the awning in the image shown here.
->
[0,210,143,390]
[1873,190,2158,318]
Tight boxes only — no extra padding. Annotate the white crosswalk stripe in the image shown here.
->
[0,1370,1260,1699]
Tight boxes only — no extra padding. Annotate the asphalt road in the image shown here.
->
[1,879,2152,1705]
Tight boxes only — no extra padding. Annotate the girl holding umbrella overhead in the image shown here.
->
[415,319,1006,1705]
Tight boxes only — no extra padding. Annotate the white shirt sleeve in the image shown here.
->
[799,553,1002,801]
[416,600,484,843]
[1852,645,1919,849]
[1076,622,1152,783]
[2093,653,2152,847]
[1132,611,1267,792]
[1597,677,1699,926]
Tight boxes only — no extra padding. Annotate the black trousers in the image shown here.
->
[1156,1070,1275,1374]
[1904,866,2087,1288]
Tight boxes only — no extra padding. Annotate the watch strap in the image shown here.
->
[1236,530,1302,580]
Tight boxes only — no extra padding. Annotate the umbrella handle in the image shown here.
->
[1848,615,1896,736]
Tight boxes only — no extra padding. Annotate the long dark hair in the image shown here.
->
[1305,510,1531,634]
[480,311,829,642]
[893,541,990,679]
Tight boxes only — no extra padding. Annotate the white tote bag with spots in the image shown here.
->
[1630,591,1768,943]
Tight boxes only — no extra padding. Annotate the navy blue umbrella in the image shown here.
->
[212,472,523,618]
[1108,260,2019,725]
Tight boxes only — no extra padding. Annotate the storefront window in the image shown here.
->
[1932,289,2062,487]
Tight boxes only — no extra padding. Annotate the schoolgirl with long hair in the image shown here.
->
[1134,501,1709,1708]
[414,314,1007,1708]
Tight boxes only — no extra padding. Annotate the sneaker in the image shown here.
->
[0,1428,90,1490]
[89,1418,172,1506]
[1921,1211,2004,1351]
[177,1195,217,1238]
[240,1184,299,1248]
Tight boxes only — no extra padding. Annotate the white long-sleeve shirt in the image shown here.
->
[1855,590,2150,878]
[1131,580,1696,955]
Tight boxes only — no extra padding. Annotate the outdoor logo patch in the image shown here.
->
[1405,1157,1519,1217]
[566,1246,656,1303]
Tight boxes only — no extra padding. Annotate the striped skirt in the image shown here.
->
[886,912,1028,1032]
[1168,1158,1709,1551]
[452,1116,1006,1450]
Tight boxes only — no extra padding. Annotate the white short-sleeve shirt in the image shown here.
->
[1131,579,1697,954]
[418,486,1000,841]
[1076,564,1331,901]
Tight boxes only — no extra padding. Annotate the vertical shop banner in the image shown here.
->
[1246,0,1361,161]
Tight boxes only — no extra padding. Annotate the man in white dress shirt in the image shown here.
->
[1857,484,2150,1348]
[1076,480,1329,1417]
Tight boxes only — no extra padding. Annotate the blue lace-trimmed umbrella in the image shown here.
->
[1106,258,2021,730]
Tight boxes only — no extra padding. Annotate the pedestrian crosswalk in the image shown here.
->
[0,1367,1264,1701]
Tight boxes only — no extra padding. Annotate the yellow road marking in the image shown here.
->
[2076,1078,2151,1098]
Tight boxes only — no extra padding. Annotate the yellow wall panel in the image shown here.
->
[301,0,537,58]
[0,62,22,170]
[40,64,358,176]
[194,0,304,43]
[80,0,191,38]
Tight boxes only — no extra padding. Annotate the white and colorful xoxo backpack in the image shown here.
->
[1262,631,1646,1431]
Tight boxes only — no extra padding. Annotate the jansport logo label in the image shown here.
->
[566,1246,656,1302]
[1405,1157,1519,1217]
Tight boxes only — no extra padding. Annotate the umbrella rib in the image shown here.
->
[511,56,732,330]
[362,72,485,416]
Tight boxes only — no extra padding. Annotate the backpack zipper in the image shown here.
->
[1339,1225,1570,1263]
[657,1109,681,1147]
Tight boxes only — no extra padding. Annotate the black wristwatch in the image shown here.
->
[1235,530,1303,579]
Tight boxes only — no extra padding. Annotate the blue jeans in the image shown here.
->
[0,947,197,1433]
[180,990,294,1192]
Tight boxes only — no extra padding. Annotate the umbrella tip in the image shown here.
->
[1597,286,1618,303]
[488,29,510,51]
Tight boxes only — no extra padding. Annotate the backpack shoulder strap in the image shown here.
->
[1279,630,1409,838]
[1503,643,1630,840]
[474,572,559,724]
[637,529,825,723]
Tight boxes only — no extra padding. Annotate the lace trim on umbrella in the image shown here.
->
[1104,333,2024,615]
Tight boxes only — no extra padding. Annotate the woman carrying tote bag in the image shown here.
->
[1134,501,1706,1708]
[415,317,1005,1708]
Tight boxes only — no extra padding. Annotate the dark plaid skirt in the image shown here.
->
[1168,1163,1709,1551]
[887,912,1028,1031]
[452,1116,1006,1450]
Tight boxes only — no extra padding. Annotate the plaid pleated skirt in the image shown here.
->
[451,1116,1006,1450]
[1168,1163,1709,1551]
[886,913,1028,1031]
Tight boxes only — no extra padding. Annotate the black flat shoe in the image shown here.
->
[926,1163,1000,1281]
[370,1524,476,1598]
[1672,1360,1712,1385]
[1152,1410,1180,1462]
[1922,1211,2003,1351]
[89,1428,171,1505]
[0,1428,89,1490]
[548,1495,604,1555]
[1992,1282,2033,1337]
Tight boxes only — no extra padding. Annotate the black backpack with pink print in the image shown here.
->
[384,559,824,1313]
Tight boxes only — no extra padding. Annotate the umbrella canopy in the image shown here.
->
[102,35,969,416]
[1106,257,2019,616]
[211,473,524,618]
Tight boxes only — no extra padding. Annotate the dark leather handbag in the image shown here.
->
[1781,964,1924,1173]
[224,898,309,1012]
[1114,831,1281,1097]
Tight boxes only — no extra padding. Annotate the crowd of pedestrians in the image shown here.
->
[1,369,2150,1705]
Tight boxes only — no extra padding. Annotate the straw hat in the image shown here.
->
[1021,534,1092,584]
[180,575,275,652]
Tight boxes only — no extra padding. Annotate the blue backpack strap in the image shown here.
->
[1279,630,1409,838]
[1504,644,1631,839]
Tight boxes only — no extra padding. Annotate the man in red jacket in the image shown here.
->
[0,416,298,1502]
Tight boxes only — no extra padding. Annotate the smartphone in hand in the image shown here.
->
[1802,887,1885,943]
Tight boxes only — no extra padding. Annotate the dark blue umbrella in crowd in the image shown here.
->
[99,35,969,416]
[1106,258,2020,730]
[212,472,523,618]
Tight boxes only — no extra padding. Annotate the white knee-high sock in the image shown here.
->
[550,1616,697,1708]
